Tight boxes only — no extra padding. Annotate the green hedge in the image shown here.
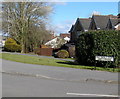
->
[4,38,21,52]
[76,30,120,67]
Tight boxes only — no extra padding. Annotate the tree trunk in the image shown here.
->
[21,44,26,53]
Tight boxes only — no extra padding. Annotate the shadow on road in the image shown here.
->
[57,61,78,65]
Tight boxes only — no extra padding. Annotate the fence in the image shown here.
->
[35,48,53,56]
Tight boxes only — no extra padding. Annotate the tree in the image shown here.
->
[2,2,53,53]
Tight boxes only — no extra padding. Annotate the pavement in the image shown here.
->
[1,59,120,97]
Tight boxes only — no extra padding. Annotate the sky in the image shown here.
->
[0,1,119,36]
[49,2,118,35]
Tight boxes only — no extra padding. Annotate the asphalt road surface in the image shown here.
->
[1,59,119,97]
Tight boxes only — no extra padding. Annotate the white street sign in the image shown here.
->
[95,56,114,61]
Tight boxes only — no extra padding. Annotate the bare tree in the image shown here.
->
[2,2,53,53]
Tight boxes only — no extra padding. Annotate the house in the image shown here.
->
[58,14,120,58]
[115,14,120,30]
[89,15,110,30]
[89,14,119,30]
[115,23,120,30]
[60,33,70,38]
[107,18,119,30]
[69,14,119,43]
[69,18,91,43]
[69,25,75,43]
[60,33,70,42]
[45,37,66,48]
[63,36,70,42]
[44,33,71,49]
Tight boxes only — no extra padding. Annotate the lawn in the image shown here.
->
[1,53,119,72]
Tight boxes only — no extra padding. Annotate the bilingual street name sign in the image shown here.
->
[95,56,114,62]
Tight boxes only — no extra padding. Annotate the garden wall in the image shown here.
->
[34,48,53,56]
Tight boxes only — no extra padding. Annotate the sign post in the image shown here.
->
[95,56,114,70]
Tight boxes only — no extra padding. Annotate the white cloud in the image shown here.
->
[52,20,75,35]
[52,2,67,5]
[92,11,101,15]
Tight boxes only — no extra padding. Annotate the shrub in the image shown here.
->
[57,50,69,58]
[60,44,75,58]
[4,38,21,52]
[76,30,120,67]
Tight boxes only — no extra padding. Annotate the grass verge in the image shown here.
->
[1,53,119,72]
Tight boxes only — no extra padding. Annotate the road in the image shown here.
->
[1,59,119,97]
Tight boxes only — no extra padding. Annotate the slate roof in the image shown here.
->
[79,18,91,30]
[69,25,74,32]
[110,18,119,26]
[69,15,119,33]
[92,15,110,29]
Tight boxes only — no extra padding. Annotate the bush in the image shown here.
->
[60,44,75,58]
[76,30,120,67]
[57,50,69,58]
[4,38,21,52]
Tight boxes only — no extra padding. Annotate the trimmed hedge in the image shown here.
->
[57,50,69,58]
[76,30,120,67]
[4,38,21,52]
